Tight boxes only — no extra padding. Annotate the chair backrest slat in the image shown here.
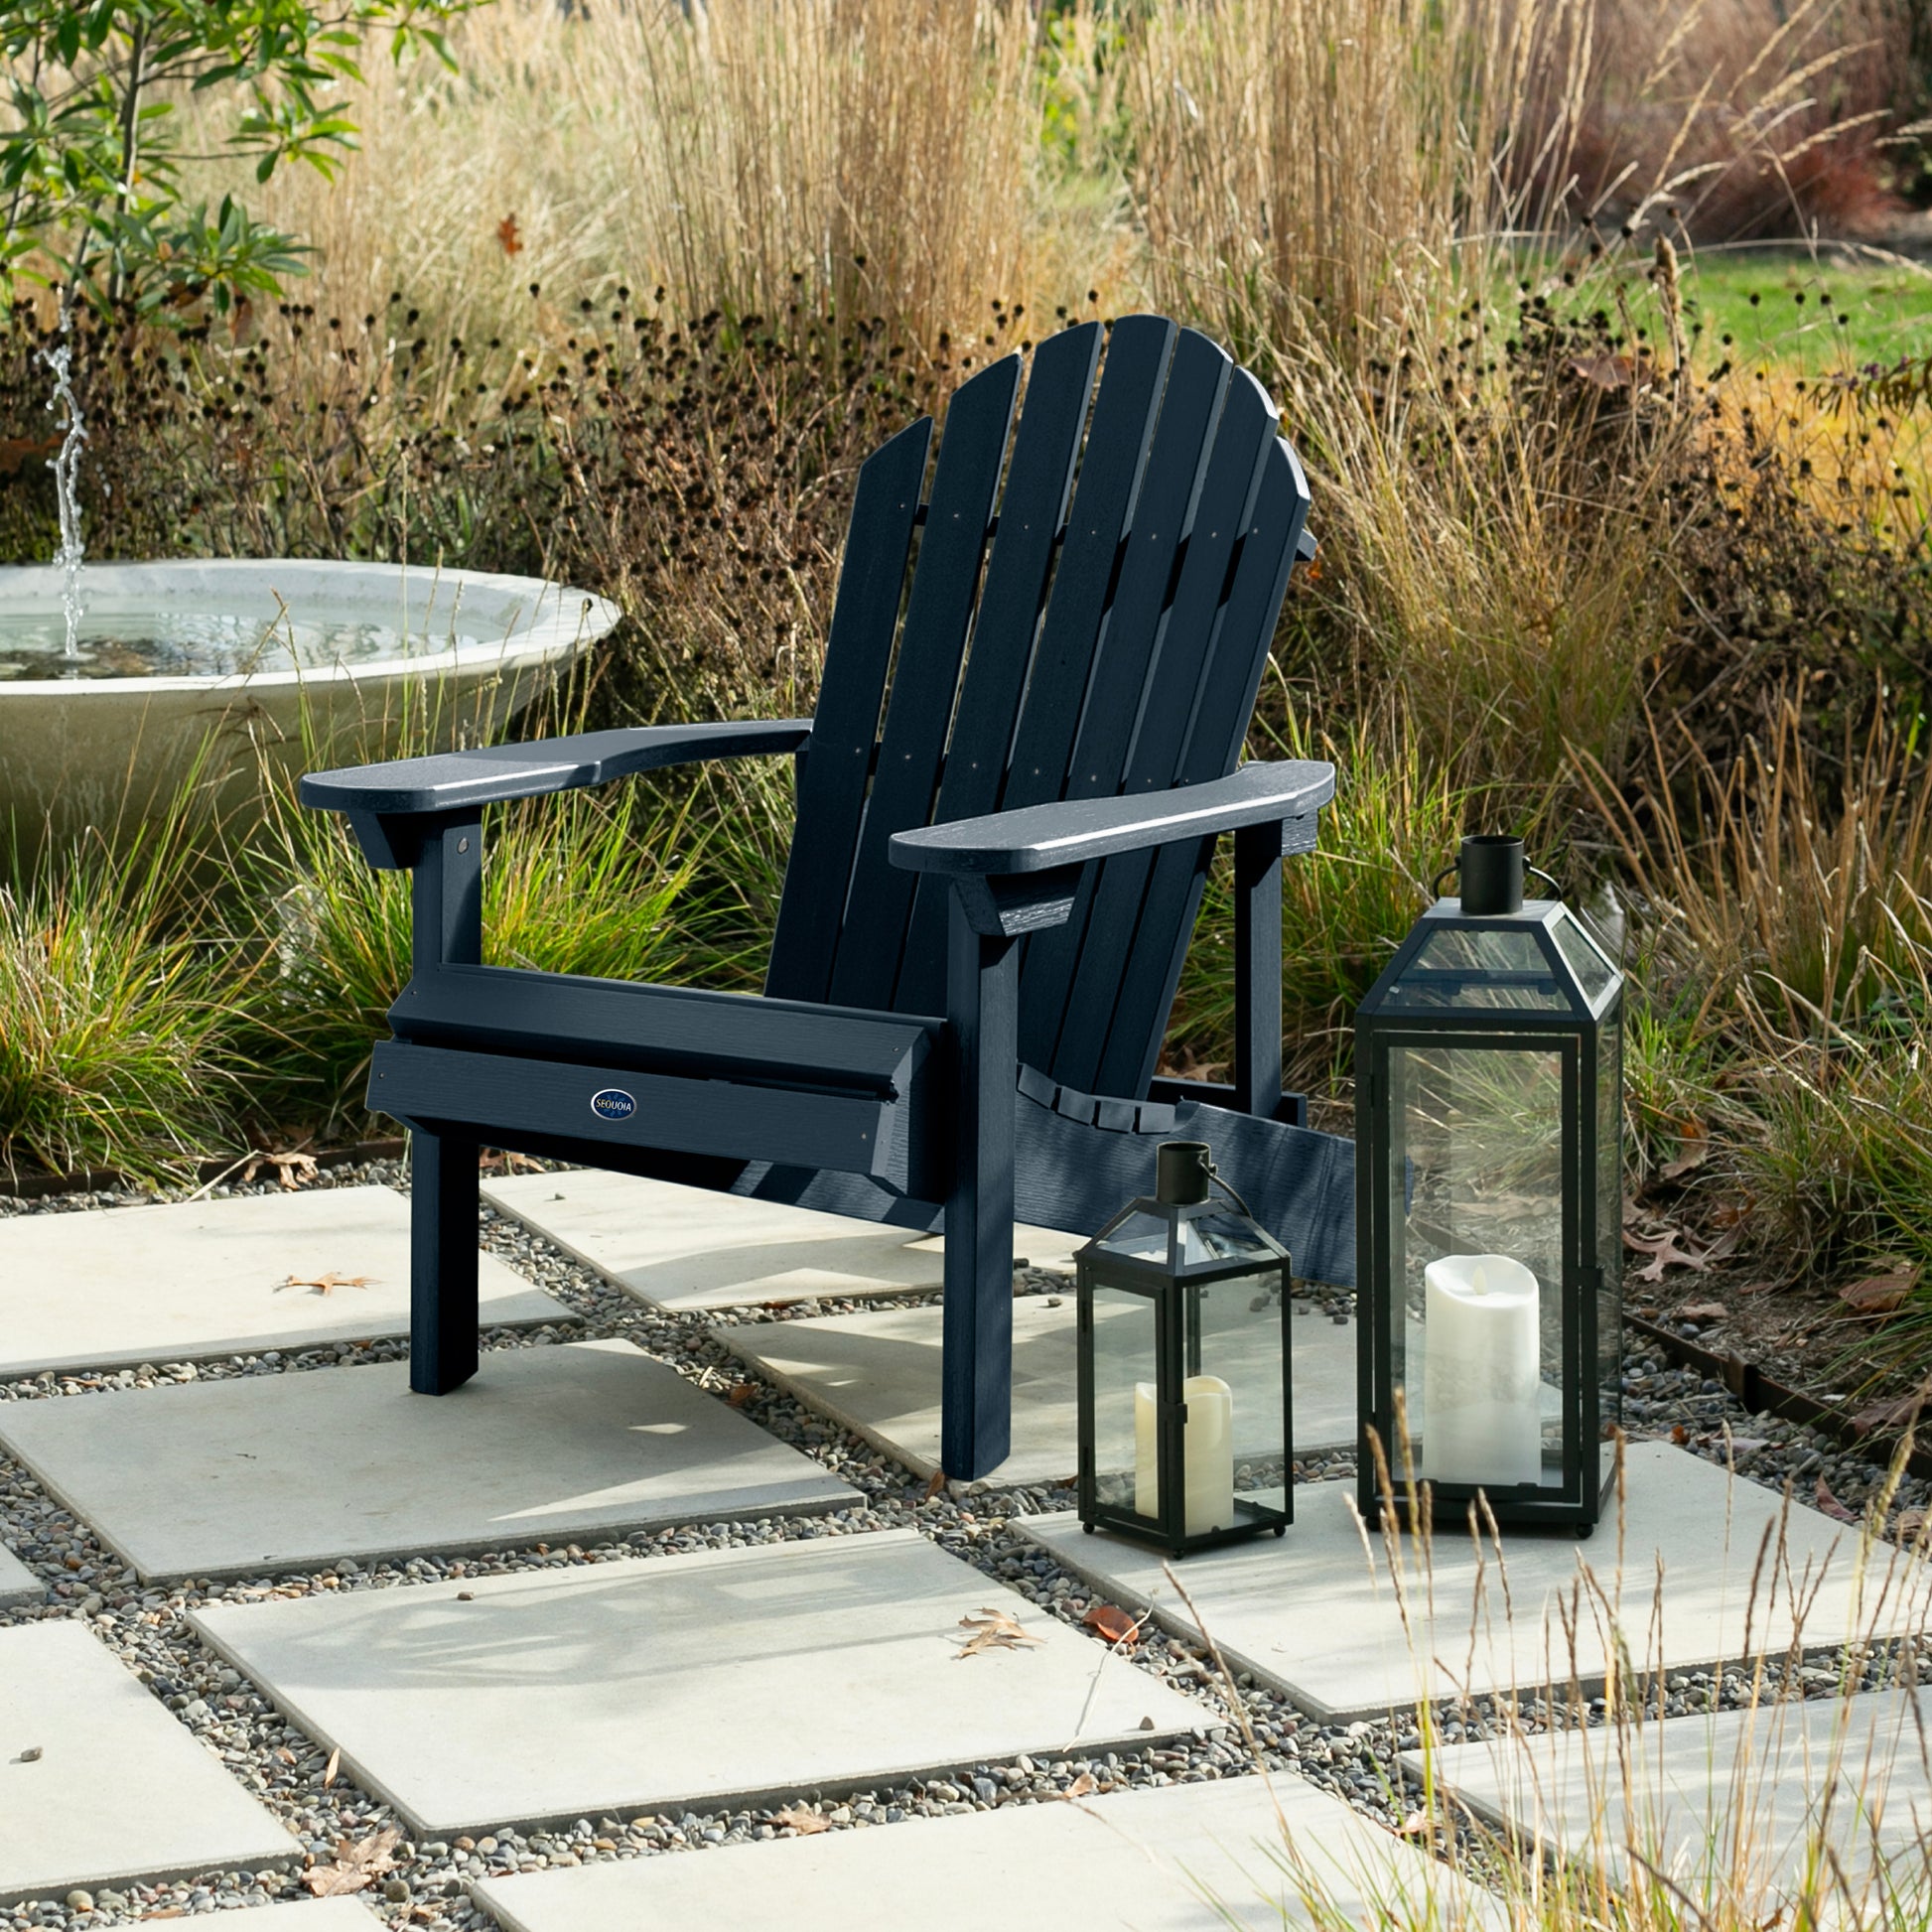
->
[1013,328,1232,1073]
[1038,365,1281,1092]
[1090,433,1313,1097]
[892,322,1103,1017]
[996,315,1176,819]
[767,317,1312,1106]
[1051,329,1231,807]
[826,356,1020,1012]
[765,417,932,1005]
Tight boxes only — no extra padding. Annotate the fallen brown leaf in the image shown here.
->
[1850,1390,1929,1438]
[303,1826,399,1897]
[1624,1225,1736,1284]
[1670,1424,1690,1447]
[1813,1476,1860,1524]
[1397,1809,1432,1836]
[279,1272,372,1298]
[1062,1771,1098,1799]
[1893,1507,1928,1540]
[921,1467,948,1502]
[323,1746,340,1788]
[1568,350,1653,393]
[773,1805,829,1835]
[497,212,523,256]
[1081,1602,1143,1648]
[478,1149,542,1174]
[1677,1303,1728,1324]
[956,1607,1045,1658]
[241,1149,319,1190]
[1839,1267,1920,1317]
[726,1382,759,1408]
[1658,1129,1709,1182]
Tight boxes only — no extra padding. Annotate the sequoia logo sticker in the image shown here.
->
[590,1088,636,1123]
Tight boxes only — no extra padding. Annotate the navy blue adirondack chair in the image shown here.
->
[300,316,1356,1479]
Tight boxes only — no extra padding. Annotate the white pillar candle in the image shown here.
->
[1420,1253,1542,1489]
[1134,1376,1236,1534]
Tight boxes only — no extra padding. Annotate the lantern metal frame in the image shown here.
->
[1075,1192,1294,1559]
[1354,894,1623,1535]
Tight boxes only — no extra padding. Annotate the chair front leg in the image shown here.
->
[940,891,1020,1481]
[410,1130,481,1394]
[405,809,483,1395]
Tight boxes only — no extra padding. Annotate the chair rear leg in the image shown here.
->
[409,1129,480,1394]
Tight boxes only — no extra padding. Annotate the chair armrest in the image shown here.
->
[887,759,1335,877]
[300,720,814,817]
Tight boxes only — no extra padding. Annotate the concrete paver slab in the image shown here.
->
[1402,1689,1932,1916]
[1021,1444,1931,1722]
[183,1908,380,1927]
[473,1770,1503,1930]
[0,1185,562,1378]
[0,1543,41,1607]
[0,1621,298,1906]
[482,1170,1080,1311]
[720,1298,1358,1487]
[0,1340,856,1583]
[191,1528,1206,1838]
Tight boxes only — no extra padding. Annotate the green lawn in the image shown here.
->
[1515,247,1932,373]
[1673,250,1932,371]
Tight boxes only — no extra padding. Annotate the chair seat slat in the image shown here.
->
[390,963,936,1097]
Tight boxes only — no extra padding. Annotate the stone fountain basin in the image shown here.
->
[0,559,619,848]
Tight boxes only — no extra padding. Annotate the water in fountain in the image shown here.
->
[38,305,89,661]
[0,608,500,682]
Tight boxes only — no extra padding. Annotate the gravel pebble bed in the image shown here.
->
[1,1161,1927,1927]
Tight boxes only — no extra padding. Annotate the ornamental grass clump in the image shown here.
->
[0,790,253,1183]
[1190,1431,1932,1930]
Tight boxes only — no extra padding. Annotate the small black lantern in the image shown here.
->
[1076,1141,1293,1557]
[1355,836,1623,1535]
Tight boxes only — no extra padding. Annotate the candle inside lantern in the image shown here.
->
[1420,1253,1542,1488]
[1134,1376,1236,1534]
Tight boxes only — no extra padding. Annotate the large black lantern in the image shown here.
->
[1355,836,1623,1534]
[1076,1142,1293,1557]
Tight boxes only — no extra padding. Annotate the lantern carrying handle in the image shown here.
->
[1430,861,1565,899]
[1205,1162,1256,1223]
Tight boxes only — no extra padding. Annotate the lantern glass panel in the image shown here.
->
[1551,911,1617,1006]
[1182,1209,1285,1269]
[1087,1283,1158,1521]
[1390,1042,1567,1491]
[1089,1206,1283,1271]
[1596,1021,1624,1437]
[1376,926,1567,1013]
[1194,1271,1292,1521]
